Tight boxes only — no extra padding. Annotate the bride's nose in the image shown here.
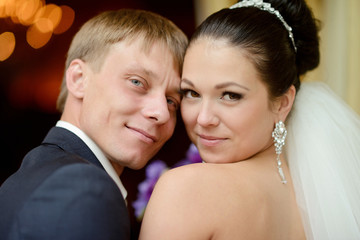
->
[196,100,219,127]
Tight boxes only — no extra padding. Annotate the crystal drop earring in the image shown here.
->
[272,121,287,184]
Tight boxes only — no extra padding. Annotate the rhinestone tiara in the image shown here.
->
[230,0,297,52]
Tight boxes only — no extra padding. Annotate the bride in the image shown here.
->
[139,0,360,239]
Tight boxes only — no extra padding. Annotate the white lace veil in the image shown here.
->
[285,82,360,239]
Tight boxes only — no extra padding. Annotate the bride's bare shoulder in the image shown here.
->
[140,163,267,240]
[151,162,263,209]
[161,161,260,186]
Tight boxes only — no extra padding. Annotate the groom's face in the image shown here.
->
[79,38,181,170]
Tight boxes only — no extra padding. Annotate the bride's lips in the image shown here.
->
[126,125,157,143]
[198,134,227,146]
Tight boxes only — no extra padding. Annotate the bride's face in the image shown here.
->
[181,39,277,163]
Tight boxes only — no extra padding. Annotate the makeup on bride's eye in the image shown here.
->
[221,91,243,101]
[180,88,200,99]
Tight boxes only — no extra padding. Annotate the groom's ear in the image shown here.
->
[275,85,296,122]
[65,59,88,99]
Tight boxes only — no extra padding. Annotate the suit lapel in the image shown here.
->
[42,127,103,170]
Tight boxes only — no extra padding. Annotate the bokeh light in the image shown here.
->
[54,5,75,34]
[33,16,52,33]
[1,0,74,56]
[26,23,52,48]
[11,0,42,24]
[17,0,44,26]
[0,31,16,61]
[33,3,61,32]
[0,1,5,18]
[3,0,16,18]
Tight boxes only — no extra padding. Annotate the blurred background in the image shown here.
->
[1,0,359,239]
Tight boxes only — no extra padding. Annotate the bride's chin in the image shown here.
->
[198,151,227,164]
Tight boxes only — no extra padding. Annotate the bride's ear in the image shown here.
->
[275,85,296,122]
[65,59,87,99]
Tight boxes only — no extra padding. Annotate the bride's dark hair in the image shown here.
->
[188,0,320,99]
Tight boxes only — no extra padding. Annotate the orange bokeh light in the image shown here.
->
[0,31,16,61]
[17,0,44,26]
[34,17,52,33]
[26,24,52,48]
[1,0,74,59]
[53,5,75,34]
[33,3,61,32]
[3,0,16,18]
[0,1,5,18]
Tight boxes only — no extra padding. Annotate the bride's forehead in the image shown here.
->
[184,50,261,86]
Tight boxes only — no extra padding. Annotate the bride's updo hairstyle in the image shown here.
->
[188,0,320,99]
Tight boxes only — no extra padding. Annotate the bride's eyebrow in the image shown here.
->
[215,82,250,91]
[180,78,194,87]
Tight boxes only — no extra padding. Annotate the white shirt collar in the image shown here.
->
[56,120,128,200]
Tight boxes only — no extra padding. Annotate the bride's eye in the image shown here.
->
[221,92,242,101]
[181,89,200,99]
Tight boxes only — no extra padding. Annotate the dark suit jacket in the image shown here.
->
[0,127,130,240]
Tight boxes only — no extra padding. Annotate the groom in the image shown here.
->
[0,9,188,240]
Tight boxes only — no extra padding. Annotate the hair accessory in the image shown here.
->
[230,0,297,52]
[272,121,287,184]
